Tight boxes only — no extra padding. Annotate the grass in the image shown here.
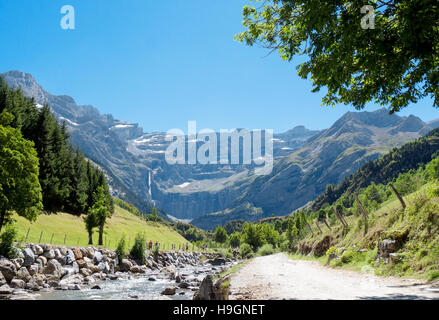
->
[293,182,439,281]
[11,205,189,251]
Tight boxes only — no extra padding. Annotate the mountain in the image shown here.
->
[191,109,439,229]
[1,71,319,218]
[4,71,438,229]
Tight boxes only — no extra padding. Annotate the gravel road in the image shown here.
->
[229,253,439,300]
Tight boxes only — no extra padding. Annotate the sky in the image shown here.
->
[0,0,437,133]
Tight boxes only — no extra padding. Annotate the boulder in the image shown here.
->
[93,251,103,265]
[209,258,226,266]
[28,264,39,276]
[42,244,52,252]
[0,271,6,286]
[63,262,80,277]
[10,278,26,289]
[91,285,101,290]
[65,249,76,265]
[53,249,62,259]
[119,259,133,272]
[0,284,12,295]
[72,248,83,260]
[48,280,60,288]
[79,268,92,277]
[43,250,56,259]
[37,256,47,266]
[130,266,144,274]
[178,282,189,289]
[193,275,230,300]
[23,248,35,267]
[59,247,68,256]
[16,267,32,282]
[379,239,400,258]
[98,261,110,273]
[32,274,46,286]
[0,259,17,282]
[25,281,40,291]
[85,247,95,259]
[161,287,176,295]
[76,259,87,269]
[33,245,44,256]
[43,259,64,279]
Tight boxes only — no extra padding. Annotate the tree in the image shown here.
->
[89,186,110,246]
[214,225,228,244]
[151,207,159,222]
[242,222,264,250]
[236,0,439,113]
[84,210,98,245]
[0,111,43,232]
[229,232,242,248]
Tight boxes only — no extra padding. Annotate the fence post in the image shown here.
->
[306,222,314,235]
[389,183,406,210]
[322,218,331,230]
[315,221,322,234]
[39,231,43,244]
[50,233,54,244]
[331,207,348,227]
[25,228,30,242]
[64,234,67,245]
[354,194,368,219]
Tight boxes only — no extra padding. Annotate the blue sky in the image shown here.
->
[0,0,437,133]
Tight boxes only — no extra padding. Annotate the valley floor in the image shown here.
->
[229,253,439,300]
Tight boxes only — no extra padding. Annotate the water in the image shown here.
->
[16,264,229,300]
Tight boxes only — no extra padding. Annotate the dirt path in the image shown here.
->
[229,253,439,300]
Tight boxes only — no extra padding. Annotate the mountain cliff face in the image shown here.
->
[1,71,319,218]
[191,109,439,229]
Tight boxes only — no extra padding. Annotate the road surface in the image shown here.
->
[229,253,439,300]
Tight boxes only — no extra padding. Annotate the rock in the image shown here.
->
[68,284,81,291]
[10,278,26,289]
[119,259,133,272]
[37,256,47,266]
[80,268,92,277]
[85,247,95,259]
[33,245,44,256]
[0,271,6,286]
[175,273,182,283]
[65,249,76,265]
[43,259,64,279]
[72,248,83,260]
[91,285,101,290]
[63,262,80,277]
[0,259,17,282]
[0,284,12,295]
[16,267,32,282]
[53,249,62,259]
[379,239,400,258]
[23,248,35,267]
[32,274,46,286]
[109,274,118,280]
[59,247,68,256]
[48,280,60,288]
[11,258,24,269]
[148,277,156,281]
[76,259,87,269]
[178,282,189,289]
[28,264,39,276]
[130,266,144,274]
[209,258,226,266]
[93,251,103,265]
[25,281,40,291]
[161,287,176,295]
[98,261,110,273]
[179,292,186,295]
[193,275,230,300]
[43,250,56,259]
[161,265,177,279]
[389,253,400,263]
[42,244,52,252]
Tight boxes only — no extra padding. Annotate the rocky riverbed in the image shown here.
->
[0,243,238,300]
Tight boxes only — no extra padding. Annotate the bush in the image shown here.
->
[256,244,275,256]
[239,243,254,259]
[115,236,127,261]
[130,233,146,261]
[215,248,233,259]
[0,224,18,259]
[152,245,160,261]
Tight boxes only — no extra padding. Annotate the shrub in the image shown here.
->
[215,248,233,259]
[115,236,127,261]
[130,233,146,261]
[152,245,160,261]
[239,243,254,259]
[0,224,18,259]
[256,244,275,256]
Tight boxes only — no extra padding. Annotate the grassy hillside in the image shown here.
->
[296,182,439,281]
[12,205,188,251]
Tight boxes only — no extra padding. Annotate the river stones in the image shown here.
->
[23,248,35,267]
[120,259,133,272]
[43,259,64,279]
[0,271,6,286]
[161,287,176,295]
[10,278,26,289]
[0,259,17,282]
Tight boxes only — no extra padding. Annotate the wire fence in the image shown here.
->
[16,227,207,253]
